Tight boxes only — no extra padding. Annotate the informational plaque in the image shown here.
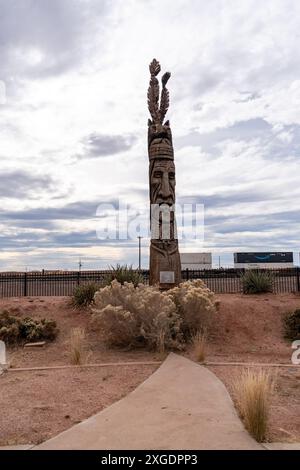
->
[160,271,175,284]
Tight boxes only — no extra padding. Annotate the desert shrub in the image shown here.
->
[69,327,86,365]
[241,270,273,294]
[72,283,100,307]
[0,310,20,343]
[0,310,58,344]
[103,264,144,287]
[19,317,58,342]
[92,279,217,350]
[92,280,182,350]
[233,369,274,442]
[167,280,217,339]
[283,308,300,340]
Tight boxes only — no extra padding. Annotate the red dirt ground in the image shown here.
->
[0,293,299,445]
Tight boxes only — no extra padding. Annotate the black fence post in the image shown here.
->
[186,268,189,280]
[77,271,81,286]
[297,267,300,293]
[23,272,27,297]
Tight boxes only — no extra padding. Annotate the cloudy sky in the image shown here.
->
[1,0,300,270]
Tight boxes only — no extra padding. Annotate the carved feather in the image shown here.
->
[148,60,170,123]
[159,72,171,123]
[148,75,160,122]
[162,71,171,87]
[159,86,169,123]
[149,58,161,77]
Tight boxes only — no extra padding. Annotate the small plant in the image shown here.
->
[72,283,100,307]
[233,369,274,442]
[69,327,86,365]
[283,308,300,340]
[241,270,273,294]
[0,310,58,344]
[103,264,144,287]
[192,331,206,362]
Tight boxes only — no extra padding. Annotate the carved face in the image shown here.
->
[150,159,175,206]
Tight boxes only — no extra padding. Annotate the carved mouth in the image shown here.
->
[156,198,174,206]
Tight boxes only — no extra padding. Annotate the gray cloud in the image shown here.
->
[176,118,270,153]
[0,230,96,250]
[176,118,300,161]
[178,187,276,208]
[0,199,117,220]
[0,170,55,198]
[79,133,137,159]
[0,228,139,250]
[0,0,110,82]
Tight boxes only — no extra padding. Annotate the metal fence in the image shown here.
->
[182,267,300,294]
[0,268,299,297]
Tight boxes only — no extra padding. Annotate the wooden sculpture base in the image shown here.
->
[149,240,181,287]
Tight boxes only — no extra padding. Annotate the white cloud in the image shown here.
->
[0,0,300,269]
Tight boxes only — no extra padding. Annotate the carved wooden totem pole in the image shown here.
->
[147,59,181,287]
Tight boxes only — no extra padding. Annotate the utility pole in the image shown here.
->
[79,258,82,272]
[138,236,143,271]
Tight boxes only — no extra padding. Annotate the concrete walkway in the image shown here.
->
[0,445,34,450]
[34,353,262,450]
[263,442,300,450]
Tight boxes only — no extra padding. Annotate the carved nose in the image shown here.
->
[159,173,172,199]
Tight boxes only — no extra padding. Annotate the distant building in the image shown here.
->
[181,253,212,270]
[234,252,294,269]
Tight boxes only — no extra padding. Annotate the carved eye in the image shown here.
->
[153,171,162,178]
[169,172,175,179]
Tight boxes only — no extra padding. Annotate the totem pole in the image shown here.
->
[147,59,181,287]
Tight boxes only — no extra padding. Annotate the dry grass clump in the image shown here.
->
[92,279,216,352]
[233,368,274,442]
[69,327,86,365]
[192,331,207,362]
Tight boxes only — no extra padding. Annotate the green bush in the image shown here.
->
[103,264,144,287]
[19,317,58,342]
[0,310,58,344]
[241,270,273,294]
[283,309,300,340]
[72,283,100,307]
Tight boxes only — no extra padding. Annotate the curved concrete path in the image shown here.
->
[34,353,262,450]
